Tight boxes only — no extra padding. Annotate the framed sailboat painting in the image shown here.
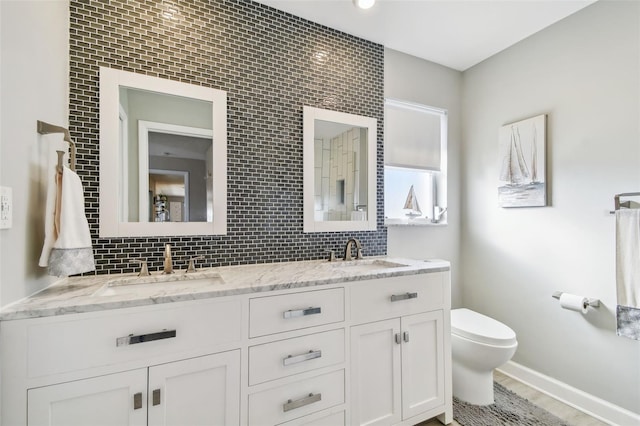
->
[498,114,546,207]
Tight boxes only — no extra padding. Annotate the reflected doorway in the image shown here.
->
[138,121,213,223]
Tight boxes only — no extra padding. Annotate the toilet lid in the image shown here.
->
[451,308,517,346]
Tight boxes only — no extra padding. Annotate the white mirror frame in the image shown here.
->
[99,66,227,237]
[303,106,377,233]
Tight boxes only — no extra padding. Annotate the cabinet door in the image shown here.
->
[401,311,445,419]
[147,350,240,426]
[350,319,401,426]
[28,369,147,426]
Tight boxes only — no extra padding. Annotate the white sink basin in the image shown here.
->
[93,269,225,297]
[322,259,408,272]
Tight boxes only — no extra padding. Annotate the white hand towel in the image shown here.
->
[39,166,95,277]
[38,168,61,267]
[616,209,640,340]
[616,209,640,308]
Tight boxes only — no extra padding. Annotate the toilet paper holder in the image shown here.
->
[552,291,600,308]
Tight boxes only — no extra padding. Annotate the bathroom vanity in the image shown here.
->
[0,258,452,426]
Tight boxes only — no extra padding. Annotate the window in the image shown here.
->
[384,99,447,225]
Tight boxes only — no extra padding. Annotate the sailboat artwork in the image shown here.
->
[498,114,547,207]
[403,184,422,217]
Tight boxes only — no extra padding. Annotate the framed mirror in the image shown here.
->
[303,106,377,232]
[99,67,227,237]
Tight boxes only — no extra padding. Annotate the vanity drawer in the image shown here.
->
[26,298,242,378]
[350,273,445,324]
[281,410,345,426]
[248,369,344,426]
[249,288,344,338]
[249,329,345,385]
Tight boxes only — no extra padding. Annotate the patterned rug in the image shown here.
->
[453,382,569,426]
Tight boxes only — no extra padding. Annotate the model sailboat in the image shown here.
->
[403,185,422,218]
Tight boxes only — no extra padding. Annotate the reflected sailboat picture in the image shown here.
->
[403,184,422,218]
[498,115,546,207]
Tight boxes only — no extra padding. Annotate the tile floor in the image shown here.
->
[419,371,607,426]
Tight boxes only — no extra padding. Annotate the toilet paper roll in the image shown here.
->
[559,293,588,314]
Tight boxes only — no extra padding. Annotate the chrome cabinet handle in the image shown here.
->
[403,332,410,342]
[283,350,322,366]
[152,389,161,406]
[116,329,177,346]
[395,333,402,344]
[133,392,143,410]
[283,393,322,412]
[283,307,321,319]
[390,292,418,302]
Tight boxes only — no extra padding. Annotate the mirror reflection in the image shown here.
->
[303,106,377,233]
[147,133,212,223]
[119,87,213,223]
[313,120,368,222]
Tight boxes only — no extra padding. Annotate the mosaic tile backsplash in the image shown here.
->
[69,0,386,274]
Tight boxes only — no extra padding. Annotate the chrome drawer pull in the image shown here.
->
[116,329,177,346]
[283,307,321,319]
[390,292,418,302]
[152,389,161,406]
[283,393,322,412]
[283,350,322,366]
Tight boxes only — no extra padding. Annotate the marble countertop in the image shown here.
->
[0,257,449,321]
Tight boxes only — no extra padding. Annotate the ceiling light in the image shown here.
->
[353,0,375,10]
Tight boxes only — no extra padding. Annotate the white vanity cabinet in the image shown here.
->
[0,262,451,426]
[147,351,240,426]
[349,273,451,426]
[1,297,243,426]
[28,368,148,426]
[27,350,240,426]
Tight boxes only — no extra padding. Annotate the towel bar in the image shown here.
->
[37,120,76,172]
[610,192,640,214]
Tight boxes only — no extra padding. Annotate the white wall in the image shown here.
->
[462,0,640,414]
[385,48,463,307]
[0,1,69,307]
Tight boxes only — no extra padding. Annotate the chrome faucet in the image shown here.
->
[343,238,363,261]
[163,244,174,274]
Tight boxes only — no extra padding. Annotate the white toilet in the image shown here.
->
[451,308,518,405]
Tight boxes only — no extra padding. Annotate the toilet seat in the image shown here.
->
[451,308,517,346]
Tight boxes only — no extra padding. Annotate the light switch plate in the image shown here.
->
[0,186,12,229]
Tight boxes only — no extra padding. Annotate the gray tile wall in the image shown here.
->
[69,0,386,274]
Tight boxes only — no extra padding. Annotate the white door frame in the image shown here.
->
[138,120,212,223]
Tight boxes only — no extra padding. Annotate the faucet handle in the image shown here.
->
[131,259,150,277]
[186,255,205,273]
[326,250,336,262]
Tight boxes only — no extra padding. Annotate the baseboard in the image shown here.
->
[498,361,640,426]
